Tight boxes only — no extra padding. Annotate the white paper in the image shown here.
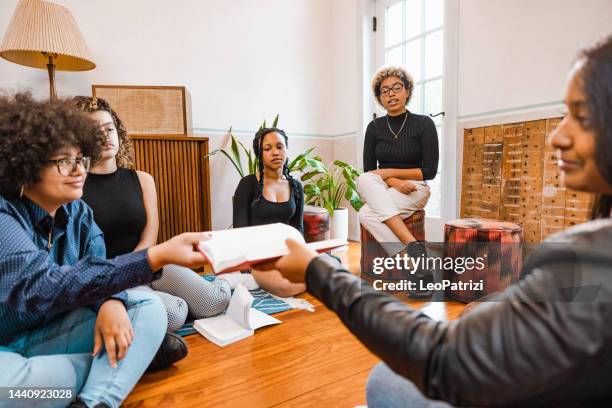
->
[225,284,252,328]
[248,308,281,330]
[194,283,281,347]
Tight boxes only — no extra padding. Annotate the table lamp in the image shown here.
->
[0,0,95,100]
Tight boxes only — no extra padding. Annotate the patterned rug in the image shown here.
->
[175,275,311,337]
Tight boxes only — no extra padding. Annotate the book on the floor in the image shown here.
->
[194,284,281,347]
[197,223,347,274]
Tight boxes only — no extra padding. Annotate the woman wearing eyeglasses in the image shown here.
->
[0,93,208,408]
[358,65,439,295]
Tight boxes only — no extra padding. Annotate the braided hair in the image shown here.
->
[72,96,134,168]
[252,127,294,200]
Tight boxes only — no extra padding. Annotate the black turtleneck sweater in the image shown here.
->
[363,111,439,180]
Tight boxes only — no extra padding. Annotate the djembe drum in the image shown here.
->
[360,210,425,278]
[443,218,523,302]
[303,205,330,243]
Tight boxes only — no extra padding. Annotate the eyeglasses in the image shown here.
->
[380,83,405,96]
[47,157,91,176]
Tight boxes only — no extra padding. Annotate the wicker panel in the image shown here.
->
[481,126,503,219]
[130,135,211,242]
[461,118,594,242]
[92,85,189,135]
[461,128,484,217]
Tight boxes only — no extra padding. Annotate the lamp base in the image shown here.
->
[42,52,57,100]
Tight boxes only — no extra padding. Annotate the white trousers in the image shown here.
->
[357,172,430,246]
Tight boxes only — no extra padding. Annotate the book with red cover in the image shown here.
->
[197,223,347,274]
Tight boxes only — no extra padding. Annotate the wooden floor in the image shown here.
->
[124,242,465,408]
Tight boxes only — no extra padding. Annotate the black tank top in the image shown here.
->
[82,168,147,258]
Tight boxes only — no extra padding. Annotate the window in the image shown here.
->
[379,0,445,217]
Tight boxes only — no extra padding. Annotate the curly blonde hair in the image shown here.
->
[371,65,415,107]
[72,96,135,169]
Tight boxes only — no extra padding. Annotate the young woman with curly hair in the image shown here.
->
[0,93,207,408]
[360,67,440,242]
[358,65,440,296]
[73,96,235,335]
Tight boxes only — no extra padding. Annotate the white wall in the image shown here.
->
[8,0,605,237]
[457,0,612,119]
[0,0,336,133]
[0,0,366,234]
[452,0,612,216]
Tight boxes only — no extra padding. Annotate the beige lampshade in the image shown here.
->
[0,0,95,71]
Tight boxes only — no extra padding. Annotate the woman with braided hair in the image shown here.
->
[232,127,306,297]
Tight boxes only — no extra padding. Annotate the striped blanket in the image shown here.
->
[175,275,312,337]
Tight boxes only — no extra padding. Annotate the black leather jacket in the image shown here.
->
[305,220,612,407]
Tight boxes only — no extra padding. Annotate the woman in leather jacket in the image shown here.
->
[266,35,612,407]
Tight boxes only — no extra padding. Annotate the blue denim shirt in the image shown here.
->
[0,195,157,344]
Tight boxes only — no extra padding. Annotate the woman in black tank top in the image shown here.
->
[83,169,147,258]
[75,97,234,361]
[75,97,159,256]
[232,128,306,297]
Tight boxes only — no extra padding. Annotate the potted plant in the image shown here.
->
[206,115,280,178]
[206,115,324,176]
[206,116,331,232]
[301,160,363,240]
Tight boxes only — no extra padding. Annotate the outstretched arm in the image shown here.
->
[274,239,612,406]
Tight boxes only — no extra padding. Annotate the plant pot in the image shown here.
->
[330,207,349,240]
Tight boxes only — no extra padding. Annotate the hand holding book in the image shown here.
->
[255,238,317,284]
[147,232,209,272]
[197,223,346,274]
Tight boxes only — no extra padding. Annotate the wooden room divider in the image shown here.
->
[461,118,593,243]
[130,134,212,242]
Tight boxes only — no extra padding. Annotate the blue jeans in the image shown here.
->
[0,290,167,408]
[366,362,452,408]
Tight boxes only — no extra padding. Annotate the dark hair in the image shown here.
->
[72,96,134,168]
[579,35,612,219]
[0,92,105,198]
[252,127,293,198]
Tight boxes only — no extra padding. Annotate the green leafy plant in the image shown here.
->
[287,147,326,173]
[206,114,323,177]
[301,159,363,216]
[206,116,364,217]
[206,114,280,177]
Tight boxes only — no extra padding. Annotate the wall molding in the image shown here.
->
[193,127,357,140]
[458,100,564,123]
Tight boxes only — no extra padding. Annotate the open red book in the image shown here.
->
[197,223,347,274]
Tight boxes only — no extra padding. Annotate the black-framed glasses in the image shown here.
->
[47,157,91,176]
[380,83,405,96]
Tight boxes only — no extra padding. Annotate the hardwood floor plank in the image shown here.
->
[276,369,371,408]
[124,241,466,407]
